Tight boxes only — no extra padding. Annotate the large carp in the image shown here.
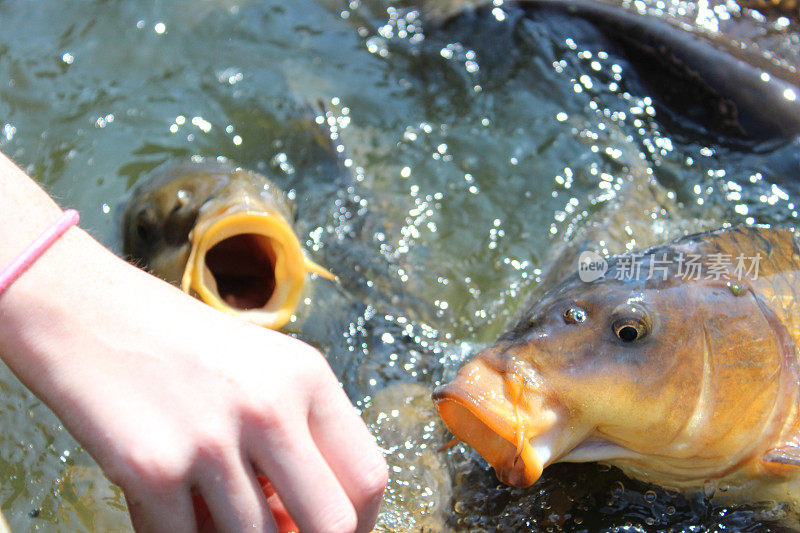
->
[122,158,332,329]
[434,226,800,503]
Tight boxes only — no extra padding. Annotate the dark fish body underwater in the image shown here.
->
[435,0,800,151]
[531,0,800,147]
[434,226,800,504]
[121,158,331,329]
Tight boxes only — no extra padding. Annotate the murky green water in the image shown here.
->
[2,0,800,530]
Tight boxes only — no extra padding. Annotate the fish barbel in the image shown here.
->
[122,158,332,329]
[434,226,800,502]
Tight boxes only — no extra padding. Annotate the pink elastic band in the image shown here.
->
[0,209,80,295]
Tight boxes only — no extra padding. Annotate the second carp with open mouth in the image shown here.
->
[122,158,332,329]
[435,226,800,504]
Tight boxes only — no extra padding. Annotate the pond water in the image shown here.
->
[1,0,800,530]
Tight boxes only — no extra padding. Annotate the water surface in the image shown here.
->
[1,0,799,530]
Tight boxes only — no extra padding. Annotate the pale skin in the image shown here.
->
[0,152,388,532]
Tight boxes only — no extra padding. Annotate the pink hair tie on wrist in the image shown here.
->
[0,209,80,295]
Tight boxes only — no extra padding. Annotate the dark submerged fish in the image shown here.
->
[434,226,800,504]
[432,0,800,150]
[122,158,331,329]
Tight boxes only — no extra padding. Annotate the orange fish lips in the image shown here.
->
[181,208,332,329]
[432,357,561,488]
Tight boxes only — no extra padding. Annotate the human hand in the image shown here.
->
[0,227,387,532]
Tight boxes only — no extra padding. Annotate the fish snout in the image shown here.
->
[433,357,562,488]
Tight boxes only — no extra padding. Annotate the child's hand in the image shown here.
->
[0,219,387,532]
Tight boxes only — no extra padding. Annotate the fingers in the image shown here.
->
[126,485,196,533]
[195,456,277,533]
[308,382,388,533]
[248,422,357,533]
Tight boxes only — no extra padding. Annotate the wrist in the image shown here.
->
[0,226,123,399]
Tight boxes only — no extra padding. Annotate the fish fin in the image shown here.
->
[284,100,343,160]
[300,100,357,185]
[306,101,339,156]
[763,445,800,467]
[304,257,336,280]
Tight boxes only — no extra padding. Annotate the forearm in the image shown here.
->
[0,153,91,385]
[0,152,176,405]
[0,153,70,260]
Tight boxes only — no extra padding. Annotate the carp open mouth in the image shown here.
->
[432,359,557,488]
[204,233,277,310]
[434,383,637,486]
[181,210,326,329]
[433,356,644,488]
[433,390,549,488]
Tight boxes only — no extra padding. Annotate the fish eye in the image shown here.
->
[563,306,586,324]
[613,319,647,342]
[611,303,651,343]
[135,207,157,244]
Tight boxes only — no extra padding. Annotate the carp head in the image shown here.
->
[434,237,796,490]
[122,158,331,329]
